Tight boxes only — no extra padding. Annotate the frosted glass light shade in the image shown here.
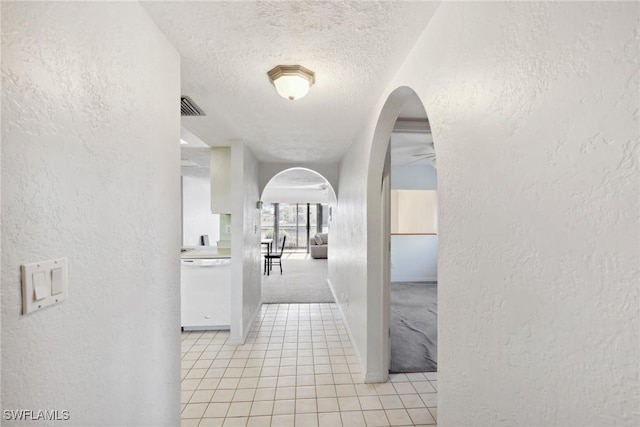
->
[268,65,315,101]
[273,75,310,100]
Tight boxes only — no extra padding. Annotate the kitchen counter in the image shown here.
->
[181,246,231,259]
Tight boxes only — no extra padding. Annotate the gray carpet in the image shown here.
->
[390,282,437,373]
[261,258,335,303]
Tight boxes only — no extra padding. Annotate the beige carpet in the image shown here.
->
[261,256,334,303]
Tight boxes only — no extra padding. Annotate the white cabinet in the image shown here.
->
[210,147,231,214]
[181,258,230,330]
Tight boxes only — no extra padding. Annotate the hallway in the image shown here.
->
[180,304,437,426]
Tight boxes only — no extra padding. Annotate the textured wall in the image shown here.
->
[229,143,262,344]
[1,2,181,425]
[331,1,639,425]
[329,109,373,375]
[241,145,262,342]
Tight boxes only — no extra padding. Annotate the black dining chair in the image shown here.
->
[264,236,286,276]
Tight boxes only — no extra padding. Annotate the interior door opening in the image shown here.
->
[387,97,438,374]
[258,167,337,304]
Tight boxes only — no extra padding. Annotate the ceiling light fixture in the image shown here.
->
[267,65,315,101]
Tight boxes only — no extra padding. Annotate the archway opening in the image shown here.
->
[259,167,337,304]
[389,96,438,374]
[260,167,336,253]
[365,86,438,384]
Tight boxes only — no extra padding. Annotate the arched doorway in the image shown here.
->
[365,86,438,382]
[389,97,438,373]
[259,167,337,303]
[260,167,337,252]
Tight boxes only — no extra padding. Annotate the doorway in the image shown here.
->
[388,105,438,373]
[365,86,438,382]
[259,168,337,303]
[260,202,330,254]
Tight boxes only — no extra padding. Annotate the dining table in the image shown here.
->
[261,239,273,255]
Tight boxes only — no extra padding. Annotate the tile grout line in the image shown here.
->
[180,303,437,426]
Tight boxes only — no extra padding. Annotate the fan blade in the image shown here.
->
[399,157,430,167]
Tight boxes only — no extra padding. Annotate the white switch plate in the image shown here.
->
[21,258,68,315]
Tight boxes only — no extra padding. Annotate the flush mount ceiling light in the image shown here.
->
[267,65,315,101]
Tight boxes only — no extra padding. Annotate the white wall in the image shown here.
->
[229,142,261,344]
[391,235,438,282]
[182,175,220,246]
[330,1,639,425]
[391,190,437,233]
[1,3,181,425]
[391,164,437,190]
[329,119,373,379]
[390,189,438,282]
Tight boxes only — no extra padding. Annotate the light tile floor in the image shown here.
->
[181,303,437,426]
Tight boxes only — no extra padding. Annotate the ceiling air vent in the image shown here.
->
[181,96,205,116]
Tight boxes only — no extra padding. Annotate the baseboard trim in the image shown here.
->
[391,276,438,283]
[365,371,387,384]
[327,278,366,381]
[182,325,230,331]
[227,301,262,345]
[227,336,243,345]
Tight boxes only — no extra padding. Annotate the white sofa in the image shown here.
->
[310,233,328,259]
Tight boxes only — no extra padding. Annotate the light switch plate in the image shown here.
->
[21,258,68,315]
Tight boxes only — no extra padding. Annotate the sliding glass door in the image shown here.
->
[260,202,329,252]
[278,203,297,249]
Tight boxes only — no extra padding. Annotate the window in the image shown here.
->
[260,202,330,251]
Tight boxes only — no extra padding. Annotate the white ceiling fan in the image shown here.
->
[400,153,436,167]
[295,182,329,190]
[399,142,437,168]
[270,181,329,191]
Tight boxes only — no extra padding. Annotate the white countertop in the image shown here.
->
[181,246,231,259]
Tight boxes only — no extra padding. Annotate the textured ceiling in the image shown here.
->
[141,1,439,163]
